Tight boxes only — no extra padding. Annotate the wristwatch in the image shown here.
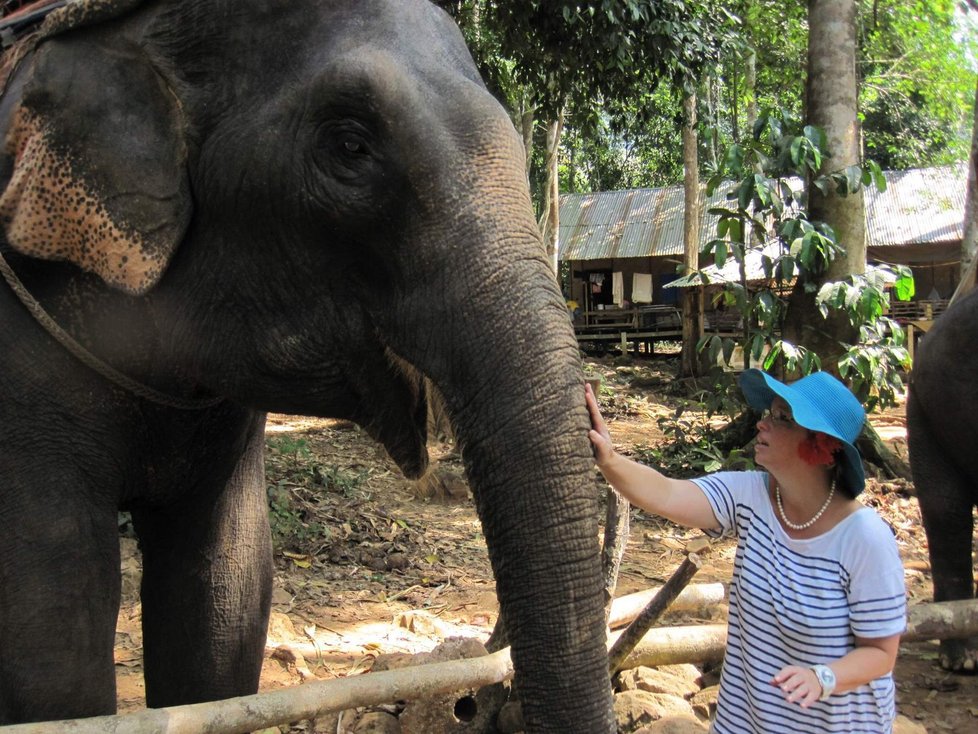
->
[811,664,837,700]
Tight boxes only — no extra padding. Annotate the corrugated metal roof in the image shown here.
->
[864,162,966,247]
[559,163,967,262]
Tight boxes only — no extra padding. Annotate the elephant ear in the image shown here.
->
[0,32,191,295]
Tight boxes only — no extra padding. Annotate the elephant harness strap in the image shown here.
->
[0,250,225,409]
[0,0,65,48]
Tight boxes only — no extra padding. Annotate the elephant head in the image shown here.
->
[0,1,615,730]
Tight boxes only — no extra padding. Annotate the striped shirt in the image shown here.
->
[692,471,907,734]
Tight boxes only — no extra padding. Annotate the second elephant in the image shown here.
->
[908,287,978,672]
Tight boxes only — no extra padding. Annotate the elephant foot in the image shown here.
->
[939,639,978,673]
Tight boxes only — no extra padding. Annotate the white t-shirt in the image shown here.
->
[691,471,907,734]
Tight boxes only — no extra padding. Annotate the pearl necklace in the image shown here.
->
[775,479,836,530]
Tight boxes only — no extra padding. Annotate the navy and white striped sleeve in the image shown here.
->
[844,513,907,639]
[691,471,762,539]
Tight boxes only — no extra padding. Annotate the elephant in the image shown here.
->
[908,287,978,672]
[0,0,616,730]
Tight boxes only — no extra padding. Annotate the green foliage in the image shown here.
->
[265,436,367,552]
[437,0,736,122]
[697,108,913,409]
[817,267,914,410]
[482,1,733,117]
[859,0,977,169]
[633,401,755,477]
[559,91,685,192]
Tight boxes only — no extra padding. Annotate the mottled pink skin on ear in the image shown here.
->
[0,108,163,295]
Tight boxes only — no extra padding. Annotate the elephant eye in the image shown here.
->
[337,133,370,158]
[317,121,381,183]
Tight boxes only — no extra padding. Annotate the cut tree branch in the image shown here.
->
[2,650,515,734]
[608,553,703,674]
[602,487,631,620]
[607,583,725,630]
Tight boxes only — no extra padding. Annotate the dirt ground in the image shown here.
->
[112,354,978,732]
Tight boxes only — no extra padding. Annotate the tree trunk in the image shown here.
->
[706,74,719,170]
[520,103,534,179]
[538,112,564,275]
[809,0,865,283]
[680,91,704,377]
[729,58,739,144]
[856,422,911,481]
[952,78,978,305]
[784,0,865,367]
[745,48,758,136]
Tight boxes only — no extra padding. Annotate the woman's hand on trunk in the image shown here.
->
[585,383,615,467]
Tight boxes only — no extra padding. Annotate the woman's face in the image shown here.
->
[754,396,808,471]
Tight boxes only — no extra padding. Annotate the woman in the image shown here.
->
[586,369,906,733]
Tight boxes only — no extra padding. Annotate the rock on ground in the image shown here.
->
[615,689,698,732]
[635,714,709,733]
[894,714,929,734]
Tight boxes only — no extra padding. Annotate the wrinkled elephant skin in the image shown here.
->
[909,287,978,672]
[0,1,615,730]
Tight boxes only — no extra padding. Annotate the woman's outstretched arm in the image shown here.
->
[586,383,720,531]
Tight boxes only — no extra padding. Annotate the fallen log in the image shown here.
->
[608,598,978,671]
[611,623,728,669]
[14,600,978,734]
[904,598,978,641]
[265,582,727,659]
[2,649,515,734]
[607,582,726,630]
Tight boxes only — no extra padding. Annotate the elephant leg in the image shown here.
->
[133,414,273,707]
[909,396,978,672]
[0,474,120,723]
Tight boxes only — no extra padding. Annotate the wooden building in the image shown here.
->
[558,162,967,351]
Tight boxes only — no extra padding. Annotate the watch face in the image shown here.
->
[817,666,836,688]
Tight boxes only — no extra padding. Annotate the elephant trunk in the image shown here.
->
[447,281,616,733]
[382,236,616,731]
[364,78,615,732]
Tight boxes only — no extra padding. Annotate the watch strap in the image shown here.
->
[811,664,836,700]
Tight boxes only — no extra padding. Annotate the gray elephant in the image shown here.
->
[908,287,978,672]
[0,0,615,730]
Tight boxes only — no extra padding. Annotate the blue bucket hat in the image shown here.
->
[738,369,866,496]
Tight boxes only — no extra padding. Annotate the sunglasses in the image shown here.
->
[760,407,796,426]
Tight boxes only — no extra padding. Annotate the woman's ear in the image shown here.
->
[0,32,191,295]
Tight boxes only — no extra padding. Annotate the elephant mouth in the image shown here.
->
[352,349,430,480]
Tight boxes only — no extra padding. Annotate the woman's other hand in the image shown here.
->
[772,666,823,708]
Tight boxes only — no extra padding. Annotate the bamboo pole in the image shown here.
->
[2,651,514,734]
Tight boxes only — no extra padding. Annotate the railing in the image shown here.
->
[573,305,744,346]
[885,299,949,326]
[704,311,743,335]
[575,306,682,334]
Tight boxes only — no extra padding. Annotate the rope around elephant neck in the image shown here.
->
[0,249,224,410]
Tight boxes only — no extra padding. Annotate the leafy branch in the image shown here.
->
[694,107,913,410]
